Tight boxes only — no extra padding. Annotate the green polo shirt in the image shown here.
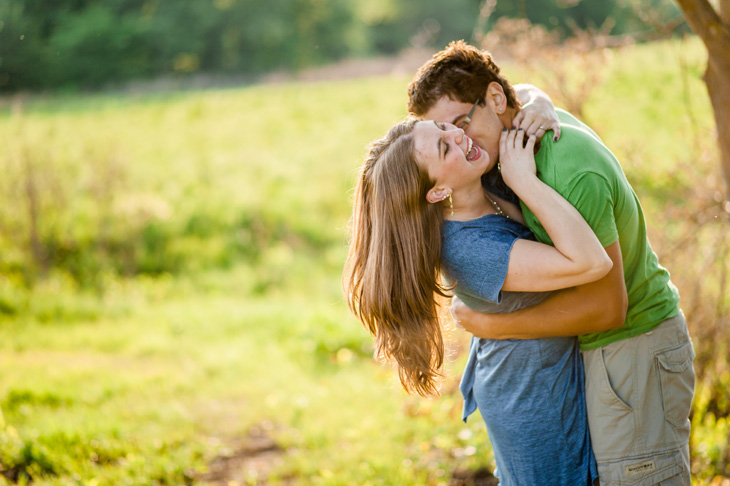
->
[520,109,679,350]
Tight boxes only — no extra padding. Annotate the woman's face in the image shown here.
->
[412,120,491,190]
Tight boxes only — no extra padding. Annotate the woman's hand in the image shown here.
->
[498,128,537,190]
[512,84,561,142]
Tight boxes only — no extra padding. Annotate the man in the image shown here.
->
[407,40,694,486]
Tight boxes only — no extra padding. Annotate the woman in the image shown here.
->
[343,118,609,485]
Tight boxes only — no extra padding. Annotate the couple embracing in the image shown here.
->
[343,41,694,486]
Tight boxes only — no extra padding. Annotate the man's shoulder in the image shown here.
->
[556,109,595,132]
[538,116,621,184]
[553,109,606,149]
[555,122,606,153]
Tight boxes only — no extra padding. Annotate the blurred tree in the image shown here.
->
[48,5,153,87]
[675,0,730,193]
[0,1,46,90]
[141,0,218,74]
[392,0,479,50]
[0,0,693,92]
[490,0,630,36]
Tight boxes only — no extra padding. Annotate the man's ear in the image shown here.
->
[486,82,507,114]
[426,186,451,204]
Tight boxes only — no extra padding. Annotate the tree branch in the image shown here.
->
[676,0,721,41]
[676,0,730,65]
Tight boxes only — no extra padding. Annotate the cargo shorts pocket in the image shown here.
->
[584,344,636,458]
[655,340,695,429]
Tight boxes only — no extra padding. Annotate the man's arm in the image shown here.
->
[451,241,628,339]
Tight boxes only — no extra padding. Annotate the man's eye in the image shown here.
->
[457,120,469,129]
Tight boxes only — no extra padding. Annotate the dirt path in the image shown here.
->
[195,421,499,486]
[196,424,288,486]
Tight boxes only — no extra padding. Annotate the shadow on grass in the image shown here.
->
[450,466,499,486]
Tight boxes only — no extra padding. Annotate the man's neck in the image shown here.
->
[500,107,519,128]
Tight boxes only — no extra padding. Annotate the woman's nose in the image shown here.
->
[450,127,464,142]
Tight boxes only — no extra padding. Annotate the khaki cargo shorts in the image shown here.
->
[582,312,695,486]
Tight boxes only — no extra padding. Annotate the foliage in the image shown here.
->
[0,0,685,92]
[489,0,684,36]
[0,0,360,91]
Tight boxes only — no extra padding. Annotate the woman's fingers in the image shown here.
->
[502,126,536,162]
[507,127,517,150]
[551,121,561,142]
[515,128,525,149]
[502,127,528,153]
[499,128,508,154]
[525,132,537,151]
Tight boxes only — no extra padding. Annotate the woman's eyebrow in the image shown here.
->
[432,121,444,158]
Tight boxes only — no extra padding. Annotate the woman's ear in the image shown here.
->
[426,186,451,204]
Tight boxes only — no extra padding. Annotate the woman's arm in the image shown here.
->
[498,129,612,292]
[513,84,561,141]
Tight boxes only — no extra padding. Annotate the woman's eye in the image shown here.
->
[444,142,449,155]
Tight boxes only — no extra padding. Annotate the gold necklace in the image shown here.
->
[484,191,509,219]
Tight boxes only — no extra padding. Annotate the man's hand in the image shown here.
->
[451,295,495,338]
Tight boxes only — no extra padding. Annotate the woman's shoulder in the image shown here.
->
[442,217,531,263]
[441,218,535,307]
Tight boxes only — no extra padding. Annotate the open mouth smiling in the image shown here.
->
[465,137,482,162]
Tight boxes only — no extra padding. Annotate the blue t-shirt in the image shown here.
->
[442,215,597,486]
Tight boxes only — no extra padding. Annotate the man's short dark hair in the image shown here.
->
[407,40,519,116]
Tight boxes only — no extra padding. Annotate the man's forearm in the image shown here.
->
[514,84,549,106]
[468,284,621,339]
[455,242,628,339]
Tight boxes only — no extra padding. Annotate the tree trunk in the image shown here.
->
[705,56,730,194]
[675,0,730,194]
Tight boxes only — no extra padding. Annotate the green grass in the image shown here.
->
[0,276,484,485]
[0,36,729,484]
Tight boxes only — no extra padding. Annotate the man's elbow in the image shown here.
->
[600,290,628,331]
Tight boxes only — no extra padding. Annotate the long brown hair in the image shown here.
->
[343,118,451,397]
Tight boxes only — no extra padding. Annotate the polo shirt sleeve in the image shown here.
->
[563,171,619,248]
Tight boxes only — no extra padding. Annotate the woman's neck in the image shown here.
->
[443,183,494,221]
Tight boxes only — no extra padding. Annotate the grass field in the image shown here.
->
[1,37,729,485]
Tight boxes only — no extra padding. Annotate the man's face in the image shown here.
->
[423,95,505,174]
